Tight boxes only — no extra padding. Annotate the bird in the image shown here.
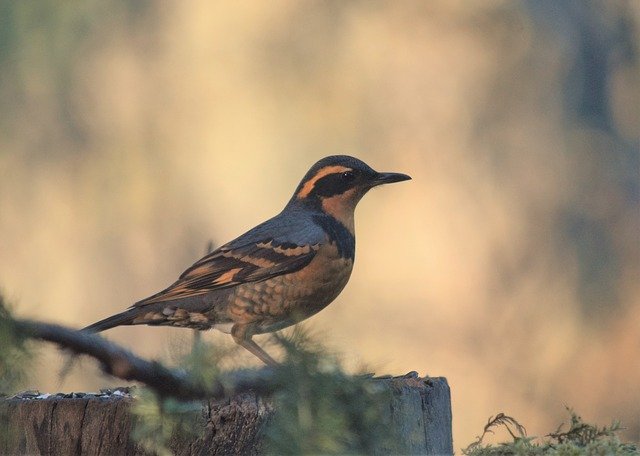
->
[84,155,411,365]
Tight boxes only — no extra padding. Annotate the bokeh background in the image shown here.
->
[1,0,638,448]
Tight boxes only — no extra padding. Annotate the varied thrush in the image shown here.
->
[85,155,411,365]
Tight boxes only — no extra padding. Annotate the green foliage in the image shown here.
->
[129,335,229,455]
[463,408,639,455]
[130,329,400,455]
[0,293,32,449]
[131,388,205,456]
[264,329,399,455]
[168,331,238,386]
[0,294,31,395]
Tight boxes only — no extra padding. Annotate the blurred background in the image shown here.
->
[0,0,638,448]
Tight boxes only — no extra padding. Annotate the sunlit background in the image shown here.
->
[1,0,638,448]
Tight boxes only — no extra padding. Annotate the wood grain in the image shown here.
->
[0,376,452,455]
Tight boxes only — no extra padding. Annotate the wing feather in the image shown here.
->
[133,238,320,306]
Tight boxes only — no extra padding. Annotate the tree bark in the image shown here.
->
[0,376,453,455]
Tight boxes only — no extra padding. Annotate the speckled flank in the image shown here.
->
[226,242,353,334]
[131,306,217,330]
[127,243,352,333]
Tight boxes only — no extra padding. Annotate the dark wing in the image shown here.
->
[133,238,320,306]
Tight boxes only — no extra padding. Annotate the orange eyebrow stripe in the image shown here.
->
[296,165,351,199]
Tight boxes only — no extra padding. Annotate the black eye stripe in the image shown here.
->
[311,172,357,197]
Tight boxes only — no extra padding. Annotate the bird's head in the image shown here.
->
[289,155,411,230]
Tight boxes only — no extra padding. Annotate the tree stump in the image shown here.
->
[0,376,452,455]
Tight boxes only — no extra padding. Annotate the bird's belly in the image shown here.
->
[227,246,353,334]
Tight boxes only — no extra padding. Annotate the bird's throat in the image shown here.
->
[320,189,358,233]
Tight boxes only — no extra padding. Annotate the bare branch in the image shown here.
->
[13,319,275,401]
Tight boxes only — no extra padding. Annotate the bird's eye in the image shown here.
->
[341,171,355,181]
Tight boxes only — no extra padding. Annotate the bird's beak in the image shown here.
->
[370,172,412,187]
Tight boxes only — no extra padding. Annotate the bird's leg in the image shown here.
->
[231,324,278,366]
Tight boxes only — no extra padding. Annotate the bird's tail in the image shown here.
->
[83,308,138,332]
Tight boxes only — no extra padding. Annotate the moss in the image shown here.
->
[463,409,638,455]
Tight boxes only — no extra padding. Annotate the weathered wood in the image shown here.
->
[0,376,453,455]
